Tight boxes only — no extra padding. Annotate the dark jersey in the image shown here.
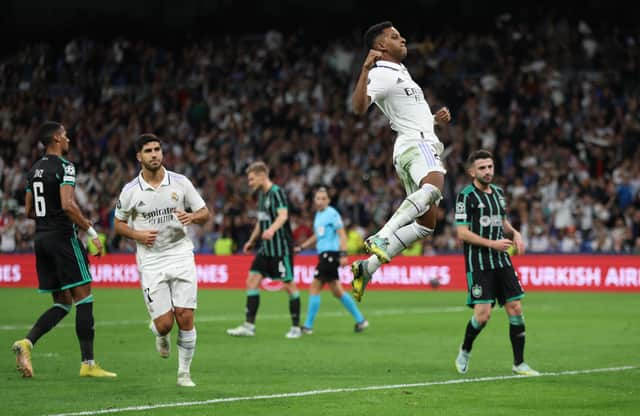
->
[26,155,77,235]
[455,183,512,272]
[257,184,293,257]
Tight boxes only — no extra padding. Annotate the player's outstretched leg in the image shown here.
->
[12,339,33,378]
[366,185,441,264]
[363,235,391,264]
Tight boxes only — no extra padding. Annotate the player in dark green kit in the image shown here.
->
[227,162,302,338]
[11,122,116,378]
[454,150,539,376]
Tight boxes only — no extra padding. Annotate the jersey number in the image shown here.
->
[33,182,46,217]
[278,261,286,277]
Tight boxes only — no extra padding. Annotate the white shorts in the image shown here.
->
[139,253,198,319]
[393,141,447,195]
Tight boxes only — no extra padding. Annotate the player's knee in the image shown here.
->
[284,282,298,294]
[175,308,193,321]
[411,221,434,238]
[154,318,174,335]
[476,311,491,324]
[507,303,522,316]
[246,274,261,289]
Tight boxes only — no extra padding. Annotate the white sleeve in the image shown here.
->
[367,68,393,103]
[114,189,132,221]
[183,178,206,212]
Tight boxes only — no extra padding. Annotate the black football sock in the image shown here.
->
[289,292,300,327]
[26,304,71,345]
[509,315,526,365]
[462,315,486,352]
[75,296,95,362]
[246,290,260,324]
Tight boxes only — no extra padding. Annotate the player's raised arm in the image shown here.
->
[434,107,452,126]
[352,49,382,114]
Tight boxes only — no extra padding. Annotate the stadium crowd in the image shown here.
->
[1,16,639,255]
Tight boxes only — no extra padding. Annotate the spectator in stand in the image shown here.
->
[0,16,638,254]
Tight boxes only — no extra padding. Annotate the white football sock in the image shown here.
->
[177,328,197,374]
[366,222,433,275]
[377,184,441,239]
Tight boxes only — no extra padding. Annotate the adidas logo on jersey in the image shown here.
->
[477,202,486,209]
[396,78,404,84]
[137,201,146,207]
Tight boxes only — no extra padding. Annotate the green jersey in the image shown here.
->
[455,183,512,272]
[257,184,293,257]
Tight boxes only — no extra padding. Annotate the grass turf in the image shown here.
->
[1,288,638,416]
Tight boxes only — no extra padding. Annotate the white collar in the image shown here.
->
[138,168,170,190]
[374,60,406,71]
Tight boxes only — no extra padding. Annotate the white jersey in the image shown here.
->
[366,60,441,157]
[115,168,206,265]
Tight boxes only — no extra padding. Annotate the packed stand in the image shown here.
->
[1,16,639,255]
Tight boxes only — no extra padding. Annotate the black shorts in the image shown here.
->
[466,266,524,307]
[34,232,92,293]
[250,253,294,282]
[314,251,340,282]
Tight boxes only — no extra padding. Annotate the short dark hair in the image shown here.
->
[363,21,393,49]
[36,121,62,146]
[135,133,162,152]
[467,149,494,166]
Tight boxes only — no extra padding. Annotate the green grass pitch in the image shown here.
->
[1,288,638,415]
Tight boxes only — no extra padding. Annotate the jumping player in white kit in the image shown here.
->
[114,133,210,387]
[350,21,452,301]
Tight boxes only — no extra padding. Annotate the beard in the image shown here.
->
[142,160,162,171]
[476,175,493,186]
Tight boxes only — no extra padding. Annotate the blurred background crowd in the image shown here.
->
[1,13,639,255]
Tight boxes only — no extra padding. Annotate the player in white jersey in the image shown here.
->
[114,134,210,387]
[350,21,452,301]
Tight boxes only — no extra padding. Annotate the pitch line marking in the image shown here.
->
[0,306,466,331]
[45,366,637,416]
